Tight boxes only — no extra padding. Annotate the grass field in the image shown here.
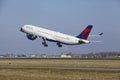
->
[0,58,120,80]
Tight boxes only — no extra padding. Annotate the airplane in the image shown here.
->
[20,25,101,47]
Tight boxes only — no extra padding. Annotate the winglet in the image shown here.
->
[76,25,93,40]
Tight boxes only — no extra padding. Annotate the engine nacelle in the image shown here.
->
[26,34,37,40]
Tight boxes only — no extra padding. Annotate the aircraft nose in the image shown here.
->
[20,27,23,32]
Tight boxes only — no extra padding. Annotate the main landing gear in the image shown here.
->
[57,42,62,47]
[42,38,62,47]
[42,38,48,47]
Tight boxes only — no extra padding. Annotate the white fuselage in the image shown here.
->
[21,25,89,45]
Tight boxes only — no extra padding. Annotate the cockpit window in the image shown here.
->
[26,26,33,30]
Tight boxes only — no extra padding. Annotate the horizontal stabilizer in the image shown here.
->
[99,33,103,35]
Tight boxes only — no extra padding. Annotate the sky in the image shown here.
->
[0,0,120,55]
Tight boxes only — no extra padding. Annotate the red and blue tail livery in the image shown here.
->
[76,25,93,40]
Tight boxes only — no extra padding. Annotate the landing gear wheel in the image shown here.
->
[57,42,62,47]
[42,42,48,47]
[42,37,48,47]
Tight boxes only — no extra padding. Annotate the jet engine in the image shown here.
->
[26,34,37,40]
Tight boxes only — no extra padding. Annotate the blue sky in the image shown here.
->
[0,0,120,54]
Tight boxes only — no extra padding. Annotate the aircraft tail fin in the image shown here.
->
[76,25,93,40]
